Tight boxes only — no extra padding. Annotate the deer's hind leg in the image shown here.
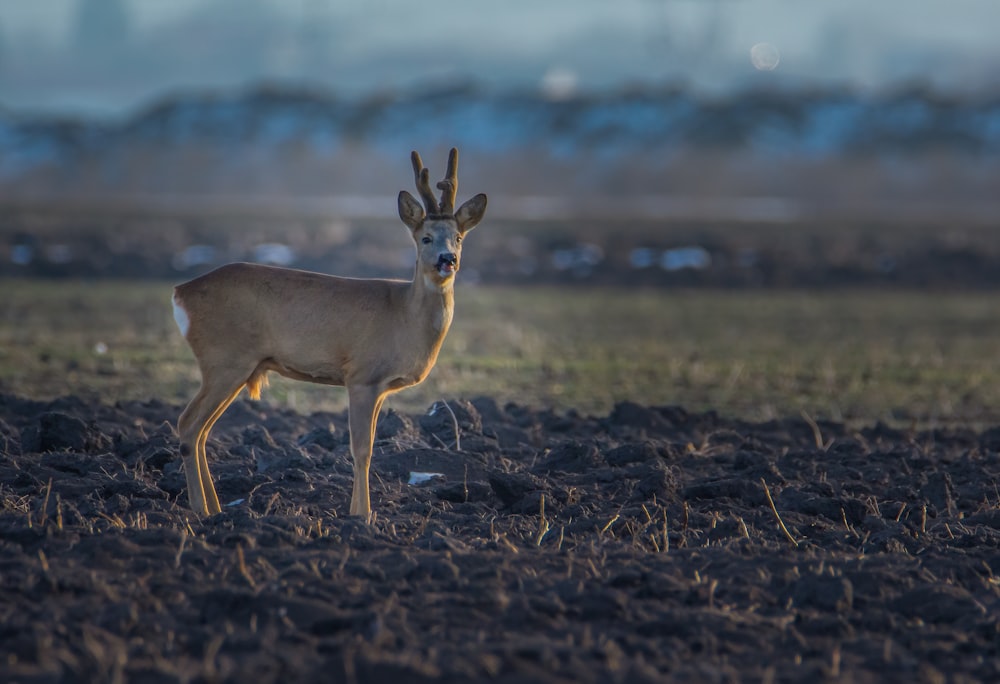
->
[178,362,263,515]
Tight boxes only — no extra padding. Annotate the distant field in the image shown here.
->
[2,279,1000,427]
[4,200,1000,290]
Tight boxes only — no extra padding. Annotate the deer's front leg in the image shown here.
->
[347,385,385,521]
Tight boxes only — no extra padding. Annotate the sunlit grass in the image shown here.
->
[3,279,1000,427]
[448,287,1000,426]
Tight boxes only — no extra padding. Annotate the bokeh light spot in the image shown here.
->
[750,42,781,71]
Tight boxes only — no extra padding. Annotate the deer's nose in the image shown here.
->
[435,252,458,275]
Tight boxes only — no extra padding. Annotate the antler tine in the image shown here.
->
[436,147,459,215]
[410,151,439,215]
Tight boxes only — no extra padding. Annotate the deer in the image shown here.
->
[171,148,487,520]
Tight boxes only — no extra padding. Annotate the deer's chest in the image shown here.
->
[383,341,442,390]
[381,318,450,390]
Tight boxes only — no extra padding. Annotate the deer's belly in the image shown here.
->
[272,359,346,386]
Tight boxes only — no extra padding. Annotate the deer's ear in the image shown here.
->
[398,191,425,230]
[456,193,487,234]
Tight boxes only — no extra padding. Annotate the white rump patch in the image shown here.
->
[172,293,190,338]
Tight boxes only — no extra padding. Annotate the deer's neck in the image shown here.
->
[407,271,455,342]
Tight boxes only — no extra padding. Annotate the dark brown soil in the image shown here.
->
[1,392,999,683]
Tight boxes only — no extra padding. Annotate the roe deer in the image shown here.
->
[172,148,487,520]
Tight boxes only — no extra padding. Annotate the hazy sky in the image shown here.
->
[1,0,998,116]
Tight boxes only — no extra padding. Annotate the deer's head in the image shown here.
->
[398,148,487,287]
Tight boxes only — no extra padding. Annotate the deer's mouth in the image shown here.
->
[436,255,458,276]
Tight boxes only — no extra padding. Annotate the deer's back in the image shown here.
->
[174,263,408,357]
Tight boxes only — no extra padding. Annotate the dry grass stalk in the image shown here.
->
[439,400,462,451]
[760,478,799,547]
[841,507,859,538]
[641,504,653,523]
[534,493,550,546]
[174,530,189,569]
[55,494,64,532]
[203,635,225,680]
[263,492,281,517]
[869,496,882,518]
[499,535,519,554]
[96,512,127,529]
[236,545,257,591]
[799,410,826,450]
[39,478,53,527]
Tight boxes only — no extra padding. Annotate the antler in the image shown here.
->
[411,149,460,216]
[411,151,439,215]
[436,148,459,215]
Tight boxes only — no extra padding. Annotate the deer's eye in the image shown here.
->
[422,236,432,244]
[456,235,463,244]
